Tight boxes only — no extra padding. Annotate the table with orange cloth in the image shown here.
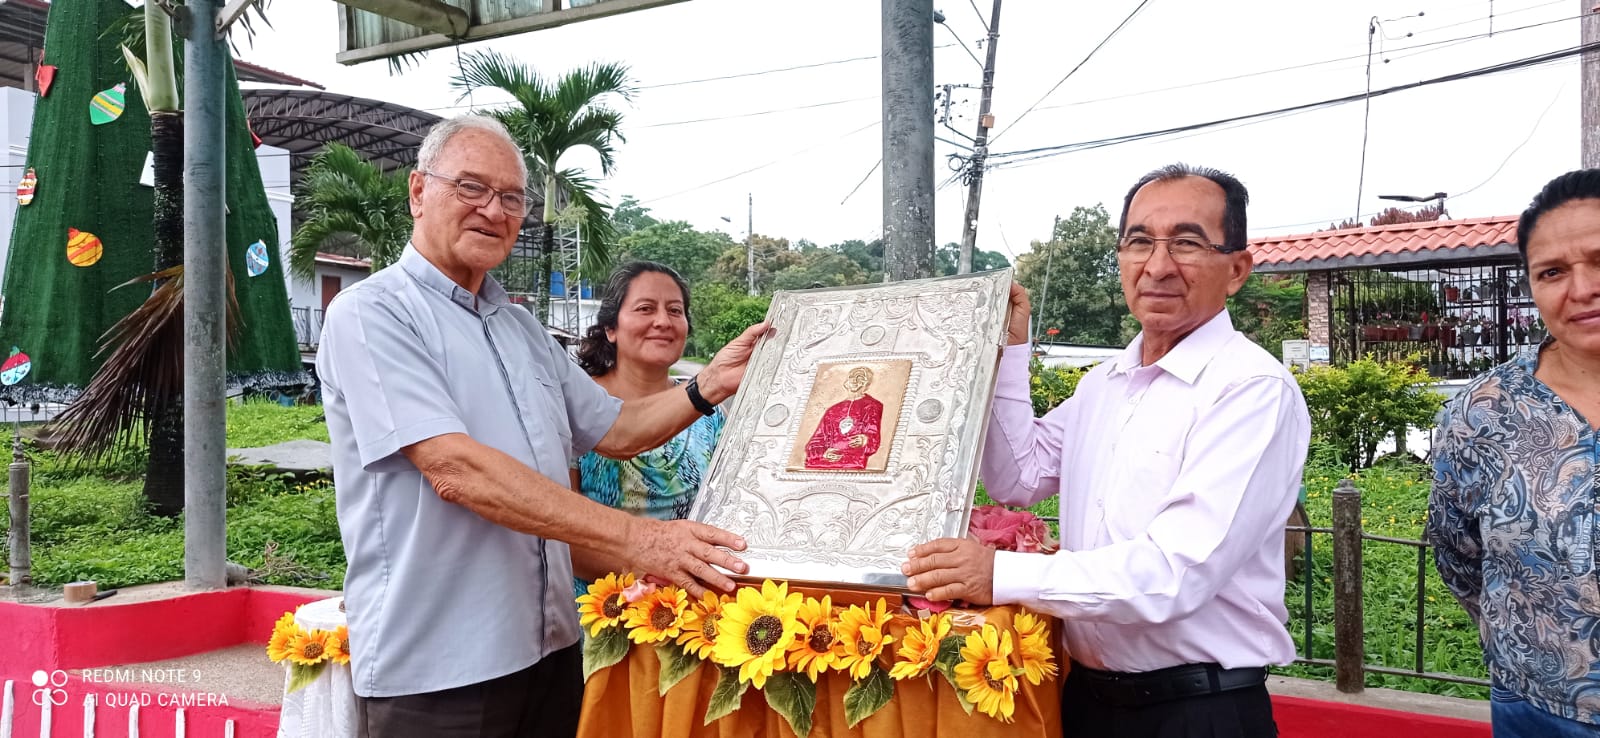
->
[577,588,1064,738]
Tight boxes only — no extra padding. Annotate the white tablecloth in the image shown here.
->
[276,596,357,738]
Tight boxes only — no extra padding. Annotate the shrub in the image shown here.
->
[1028,359,1092,415]
[1293,357,1444,470]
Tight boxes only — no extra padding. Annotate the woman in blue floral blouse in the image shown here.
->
[569,262,725,591]
[1427,169,1600,738]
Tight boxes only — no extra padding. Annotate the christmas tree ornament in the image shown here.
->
[66,228,104,267]
[89,83,127,125]
[245,240,270,276]
[16,167,37,205]
[35,64,57,98]
[1,347,31,386]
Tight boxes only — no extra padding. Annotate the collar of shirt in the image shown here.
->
[1108,309,1235,384]
[398,243,512,314]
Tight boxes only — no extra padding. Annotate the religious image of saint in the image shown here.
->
[803,366,883,470]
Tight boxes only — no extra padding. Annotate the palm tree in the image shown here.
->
[289,143,413,279]
[451,51,631,320]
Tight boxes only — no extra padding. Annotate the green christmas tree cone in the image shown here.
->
[0,0,155,403]
[0,0,307,404]
[219,58,307,393]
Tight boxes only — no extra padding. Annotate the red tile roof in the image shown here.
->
[315,252,371,270]
[1248,215,1520,272]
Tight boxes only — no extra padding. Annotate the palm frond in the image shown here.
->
[290,144,412,279]
[49,265,241,464]
[553,61,634,113]
[553,169,617,280]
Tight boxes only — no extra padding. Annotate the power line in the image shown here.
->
[632,96,877,129]
[639,120,879,204]
[989,0,1155,144]
[1030,11,1579,114]
[1452,81,1565,200]
[985,40,1597,167]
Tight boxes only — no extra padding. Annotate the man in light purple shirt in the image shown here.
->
[905,163,1310,738]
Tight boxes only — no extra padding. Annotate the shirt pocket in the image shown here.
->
[1106,447,1182,540]
[524,363,575,460]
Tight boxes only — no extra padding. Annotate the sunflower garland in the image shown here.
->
[576,576,1056,733]
[266,609,352,694]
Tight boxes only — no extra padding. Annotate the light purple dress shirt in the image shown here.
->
[986,310,1309,672]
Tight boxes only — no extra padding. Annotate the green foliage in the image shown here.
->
[289,143,412,279]
[764,671,817,737]
[619,220,732,285]
[704,665,750,725]
[226,398,330,447]
[689,283,771,358]
[772,244,868,291]
[1294,358,1445,469]
[582,625,631,681]
[1028,359,1091,416]
[1016,205,1127,346]
[841,665,894,728]
[831,239,884,281]
[1227,274,1307,360]
[1278,462,1487,697]
[611,196,660,235]
[656,642,703,695]
[935,242,1011,276]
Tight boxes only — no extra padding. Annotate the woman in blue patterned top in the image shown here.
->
[570,262,725,586]
[1427,169,1600,738]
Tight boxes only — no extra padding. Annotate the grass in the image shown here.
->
[0,398,347,590]
[1276,459,1487,699]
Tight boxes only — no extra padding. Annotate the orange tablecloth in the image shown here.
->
[577,593,1063,738]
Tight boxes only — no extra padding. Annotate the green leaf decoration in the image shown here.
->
[763,671,818,738]
[285,662,325,694]
[933,634,964,673]
[842,664,895,729]
[934,661,975,716]
[582,626,631,681]
[703,665,749,725]
[655,642,703,696]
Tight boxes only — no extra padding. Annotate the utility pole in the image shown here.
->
[183,0,228,589]
[746,193,756,295]
[1583,0,1600,168]
[882,0,936,281]
[958,0,1003,275]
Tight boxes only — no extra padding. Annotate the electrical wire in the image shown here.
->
[639,120,879,204]
[984,40,1597,168]
[1451,81,1565,201]
[631,96,877,129]
[989,0,1154,145]
[840,159,881,206]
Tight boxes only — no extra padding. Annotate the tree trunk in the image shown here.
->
[145,110,185,517]
[537,217,555,324]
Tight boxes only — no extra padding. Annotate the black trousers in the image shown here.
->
[357,644,582,738]
[1061,663,1278,738]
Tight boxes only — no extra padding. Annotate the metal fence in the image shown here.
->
[292,306,324,349]
[1287,479,1488,692]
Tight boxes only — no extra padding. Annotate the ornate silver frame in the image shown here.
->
[688,269,1012,591]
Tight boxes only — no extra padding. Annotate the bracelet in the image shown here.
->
[685,376,717,416]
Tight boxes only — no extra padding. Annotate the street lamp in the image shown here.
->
[1378,191,1448,218]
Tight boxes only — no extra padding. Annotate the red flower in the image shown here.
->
[968,505,1058,554]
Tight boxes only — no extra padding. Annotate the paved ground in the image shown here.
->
[226,439,332,476]
[73,643,287,707]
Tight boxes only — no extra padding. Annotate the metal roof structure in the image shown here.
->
[242,88,441,173]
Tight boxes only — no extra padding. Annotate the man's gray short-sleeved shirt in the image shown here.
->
[317,245,622,698]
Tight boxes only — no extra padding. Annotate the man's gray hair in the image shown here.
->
[415,115,528,188]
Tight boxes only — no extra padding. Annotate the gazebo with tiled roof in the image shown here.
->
[1247,216,1536,380]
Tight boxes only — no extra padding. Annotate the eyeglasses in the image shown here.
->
[1116,234,1239,264]
[420,170,533,217]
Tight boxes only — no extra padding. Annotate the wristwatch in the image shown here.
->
[685,375,717,416]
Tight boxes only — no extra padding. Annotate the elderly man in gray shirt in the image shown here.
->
[316,114,765,738]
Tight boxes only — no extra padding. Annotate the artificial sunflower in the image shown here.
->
[326,625,352,666]
[711,580,804,688]
[267,611,297,663]
[287,629,334,667]
[1011,611,1057,685]
[888,611,950,680]
[576,572,637,637]
[623,585,689,644]
[677,591,727,659]
[835,598,896,680]
[954,624,1018,722]
[788,595,846,682]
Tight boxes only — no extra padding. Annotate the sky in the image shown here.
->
[234,0,1585,263]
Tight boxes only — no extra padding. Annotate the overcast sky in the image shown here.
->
[237,0,1582,261]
